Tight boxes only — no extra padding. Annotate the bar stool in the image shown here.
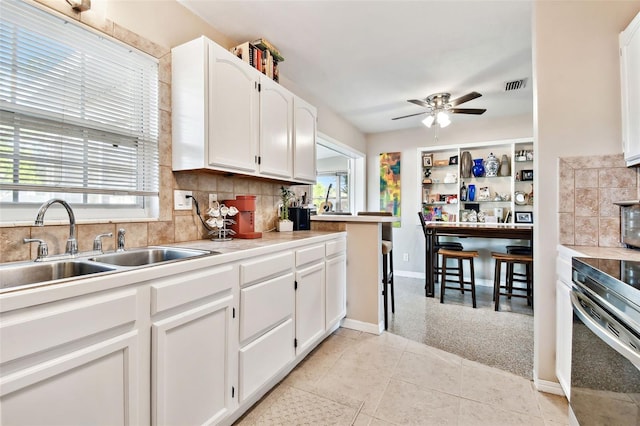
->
[358,211,394,329]
[492,251,533,311]
[505,245,532,298]
[439,248,479,308]
[417,212,464,288]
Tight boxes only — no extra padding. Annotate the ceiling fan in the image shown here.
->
[392,92,487,128]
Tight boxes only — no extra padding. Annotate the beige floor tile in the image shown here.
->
[460,361,540,417]
[374,378,460,425]
[358,331,410,350]
[536,391,569,425]
[338,338,404,376]
[458,398,545,426]
[238,385,357,425]
[235,384,290,425]
[404,339,464,364]
[392,350,462,396]
[352,412,372,426]
[313,360,392,416]
[334,327,365,340]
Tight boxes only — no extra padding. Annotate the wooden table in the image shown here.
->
[423,222,533,297]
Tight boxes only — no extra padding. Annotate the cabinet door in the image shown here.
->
[295,262,325,355]
[208,42,259,173]
[1,288,142,426]
[152,294,235,426]
[259,76,293,179]
[293,96,317,183]
[621,13,640,166]
[326,253,347,329]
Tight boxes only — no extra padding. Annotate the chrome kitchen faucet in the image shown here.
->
[32,198,78,256]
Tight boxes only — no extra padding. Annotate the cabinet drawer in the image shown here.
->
[239,318,294,402]
[1,288,137,364]
[240,273,294,343]
[241,251,294,285]
[151,264,236,315]
[326,238,347,257]
[295,244,325,267]
[556,256,573,285]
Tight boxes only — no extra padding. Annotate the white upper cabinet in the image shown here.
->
[259,76,293,178]
[293,97,318,183]
[621,12,640,167]
[172,36,315,183]
[208,42,260,173]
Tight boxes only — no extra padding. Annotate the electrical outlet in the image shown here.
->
[403,253,409,262]
[174,190,193,210]
[209,194,218,209]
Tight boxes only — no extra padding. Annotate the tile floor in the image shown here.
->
[236,328,569,425]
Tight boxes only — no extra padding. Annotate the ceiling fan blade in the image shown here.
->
[391,111,428,120]
[407,99,430,108]
[449,108,486,115]
[448,91,482,107]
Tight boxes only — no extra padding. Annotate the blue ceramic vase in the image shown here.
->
[468,184,476,201]
[472,159,485,177]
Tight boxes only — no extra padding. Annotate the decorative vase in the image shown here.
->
[472,159,485,177]
[485,152,499,177]
[460,151,473,178]
[468,184,476,201]
[500,154,511,176]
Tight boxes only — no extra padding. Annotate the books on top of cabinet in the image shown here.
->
[230,38,283,82]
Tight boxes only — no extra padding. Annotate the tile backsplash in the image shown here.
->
[558,154,639,247]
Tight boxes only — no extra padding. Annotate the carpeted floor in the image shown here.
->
[387,276,534,379]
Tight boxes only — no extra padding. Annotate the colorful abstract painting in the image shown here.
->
[380,152,401,226]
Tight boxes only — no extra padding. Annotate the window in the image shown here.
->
[0,0,159,221]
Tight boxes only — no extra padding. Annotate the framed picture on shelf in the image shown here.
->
[423,154,433,167]
[521,169,534,181]
[449,155,458,165]
[515,211,533,223]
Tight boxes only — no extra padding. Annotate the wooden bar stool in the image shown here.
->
[492,251,533,311]
[435,241,464,285]
[505,245,532,298]
[439,248,479,308]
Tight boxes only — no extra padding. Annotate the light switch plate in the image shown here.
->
[174,190,193,210]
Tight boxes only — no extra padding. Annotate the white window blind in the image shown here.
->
[0,0,159,200]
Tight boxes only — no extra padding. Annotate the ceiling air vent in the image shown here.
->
[504,78,527,92]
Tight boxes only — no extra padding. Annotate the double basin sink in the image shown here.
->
[1,247,217,291]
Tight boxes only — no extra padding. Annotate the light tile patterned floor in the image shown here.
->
[236,328,569,425]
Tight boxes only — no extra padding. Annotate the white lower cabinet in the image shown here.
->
[295,247,326,355]
[151,265,238,426]
[0,287,146,426]
[325,238,347,330]
[556,247,580,398]
[238,251,295,403]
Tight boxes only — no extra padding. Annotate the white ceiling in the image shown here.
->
[179,0,533,135]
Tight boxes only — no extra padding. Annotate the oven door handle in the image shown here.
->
[571,290,640,369]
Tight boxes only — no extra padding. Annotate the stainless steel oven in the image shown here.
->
[615,200,640,249]
[570,257,640,426]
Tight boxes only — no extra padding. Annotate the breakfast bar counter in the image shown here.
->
[311,214,400,334]
[423,222,533,297]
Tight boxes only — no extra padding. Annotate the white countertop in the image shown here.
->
[311,215,400,223]
[560,244,640,261]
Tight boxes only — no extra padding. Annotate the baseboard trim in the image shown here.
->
[341,317,383,335]
[534,378,565,396]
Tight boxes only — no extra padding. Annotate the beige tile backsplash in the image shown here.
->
[558,154,639,247]
[0,1,308,263]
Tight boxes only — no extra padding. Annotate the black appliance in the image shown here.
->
[288,207,310,231]
[570,257,640,425]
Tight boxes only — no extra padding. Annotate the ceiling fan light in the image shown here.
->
[422,115,435,128]
[437,111,451,128]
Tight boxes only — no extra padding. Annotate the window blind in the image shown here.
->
[0,0,159,197]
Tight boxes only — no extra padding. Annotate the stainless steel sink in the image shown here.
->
[89,247,215,267]
[0,261,117,290]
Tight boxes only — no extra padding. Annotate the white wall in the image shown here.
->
[533,1,640,385]
[366,113,532,275]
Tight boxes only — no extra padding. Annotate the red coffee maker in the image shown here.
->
[224,195,262,239]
